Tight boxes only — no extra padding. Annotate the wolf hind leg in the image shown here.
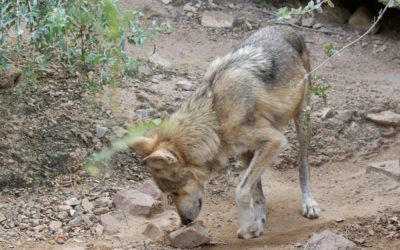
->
[294,102,320,219]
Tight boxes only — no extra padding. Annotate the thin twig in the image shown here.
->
[303,0,392,80]
[271,21,347,36]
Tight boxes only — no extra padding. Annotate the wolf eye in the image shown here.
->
[171,191,179,196]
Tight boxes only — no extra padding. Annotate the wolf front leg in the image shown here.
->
[236,129,286,239]
[240,153,266,237]
[294,106,320,219]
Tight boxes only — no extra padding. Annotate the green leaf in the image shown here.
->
[326,0,335,8]
[103,0,121,41]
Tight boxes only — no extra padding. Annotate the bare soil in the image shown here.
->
[1,0,400,249]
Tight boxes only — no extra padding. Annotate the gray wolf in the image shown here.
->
[130,26,320,239]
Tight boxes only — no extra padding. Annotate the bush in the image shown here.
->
[0,0,166,87]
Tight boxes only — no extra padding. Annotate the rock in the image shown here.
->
[161,0,172,4]
[69,209,76,217]
[19,223,29,230]
[82,215,93,228]
[55,235,67,244]
[149,52,172,69]
[304,230,358,250]
[58,205,72,211]
[95,125,108,138]
[65,197,80,206]
[152,118,163,126]
[320,107,337,120]
[316,7,350,24]
[313,23,323,29]
[113,190,163,216]
[100,214,121,235]
[366,160,400,182]
[142,223,165,241]
[139,64,154,76]
[136,108,155,119]
[168,221,211,248]
[348,6,379,34]
[68,216,82,227]
[132,1,168,18]
[81,198,94,212]
[175,80,195,91]
[0,64,22,89]
[0,212,6,223]
[337,110,354,123]
[49,221,62,231]
[33,225,46,232]
[94,197,113,208]
[95,223,104,236]
[244,20,253,31]
[152,212,180,232]
[57,211,69,220]
[183,4,197,13]
[138,179,167,201]
[201,11,234,28]
[93,207,110,215]
[112,126,127,138]
[301,16,315,27]
[366,111,400,126]
[31,219,40,227]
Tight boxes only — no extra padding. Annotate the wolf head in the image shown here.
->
[130,133,205,225]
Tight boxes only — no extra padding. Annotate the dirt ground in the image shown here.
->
[1,0,400,249]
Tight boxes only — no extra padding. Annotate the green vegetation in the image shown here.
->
[309,76,331,106]
[324,43,341,57]
[85,120,163,176]
[0,0,166,87]
[278,0,335,19]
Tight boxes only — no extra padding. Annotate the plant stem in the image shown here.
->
[303,0,393,81]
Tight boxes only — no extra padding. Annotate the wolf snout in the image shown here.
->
[180,216,194,225]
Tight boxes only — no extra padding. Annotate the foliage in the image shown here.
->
[278,0,334,19]
[378,0,400,7]
[299,76,331,128]
[324,43,341,57]
[85,120,162,176]
[0,0,165,86]
[278,0,400,19]
[309,76,331,105]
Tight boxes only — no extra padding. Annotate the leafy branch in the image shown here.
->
[278,0,335,19]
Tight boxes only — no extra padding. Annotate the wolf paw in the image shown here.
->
[302,196,320,219]
[237,217,265,239]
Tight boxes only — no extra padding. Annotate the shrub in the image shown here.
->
[0,0,166,87]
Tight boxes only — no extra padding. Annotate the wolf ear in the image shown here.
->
[129,136,156,157]
[143,149,178,170]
